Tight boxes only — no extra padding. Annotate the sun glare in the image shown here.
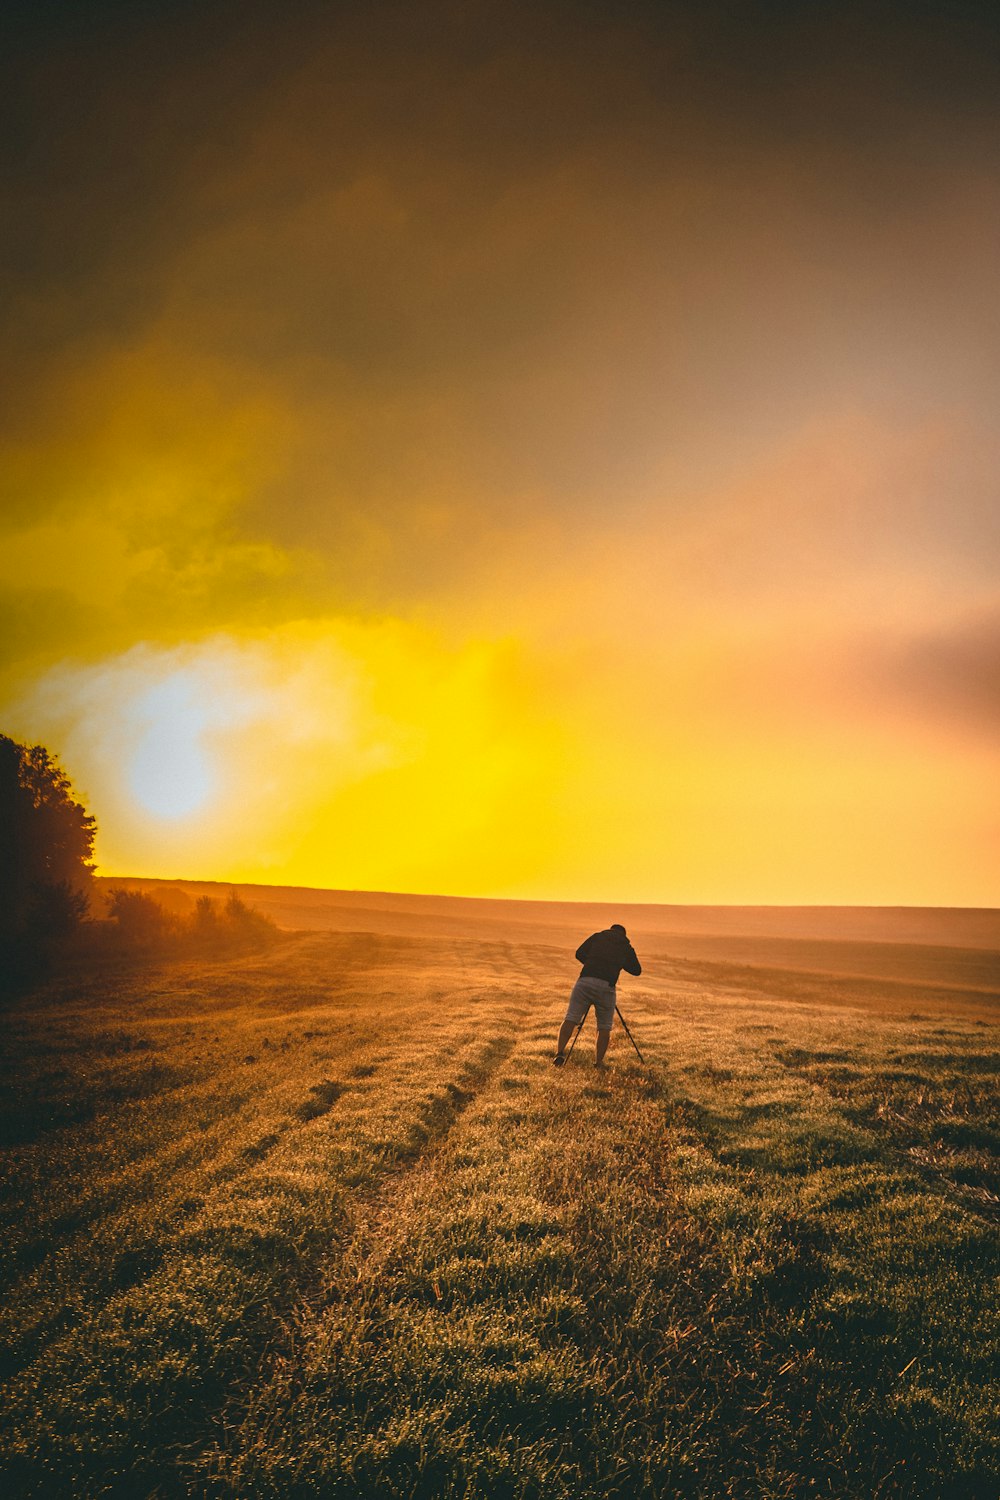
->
[127,674,215,820]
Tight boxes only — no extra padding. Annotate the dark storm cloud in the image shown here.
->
[6,0,1000,379]
[4,0,1000,594]
[1,1,300,377]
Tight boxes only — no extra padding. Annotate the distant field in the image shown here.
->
[97,877,1000,945]
[1,911,998,1496]
[99,878,1000,1000]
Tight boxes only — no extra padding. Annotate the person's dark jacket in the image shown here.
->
[575,928,641,986]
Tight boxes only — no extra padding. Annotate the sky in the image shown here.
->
[2,0,999,905]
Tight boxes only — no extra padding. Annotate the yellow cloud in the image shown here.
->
[0,334,324,695]
[9,618,569,895]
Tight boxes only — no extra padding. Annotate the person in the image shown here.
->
[553,923,641,1069]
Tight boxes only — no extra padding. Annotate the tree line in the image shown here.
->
[1,733,277,991]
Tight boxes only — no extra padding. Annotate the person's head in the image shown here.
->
[610,923,627,937]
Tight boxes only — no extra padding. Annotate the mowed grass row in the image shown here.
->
[202,980,1000,1498]
[0,932,538,1494]
[0,935,495,1371]
[1,932,998,1496]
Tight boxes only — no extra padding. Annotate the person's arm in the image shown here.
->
[575,935,595,963]
[623,944,641,976]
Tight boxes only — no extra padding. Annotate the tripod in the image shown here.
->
[564,1002,645,1065]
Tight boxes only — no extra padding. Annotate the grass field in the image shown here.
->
[1,906,998,1497]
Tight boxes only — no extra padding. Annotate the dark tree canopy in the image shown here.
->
[0,733,96,942]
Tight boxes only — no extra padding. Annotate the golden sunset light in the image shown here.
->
[4,10,1000,1494]
[3,1,998,904]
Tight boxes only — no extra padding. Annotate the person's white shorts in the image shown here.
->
[563,976,616,1032]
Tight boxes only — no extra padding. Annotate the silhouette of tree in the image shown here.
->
[1,734,96,977]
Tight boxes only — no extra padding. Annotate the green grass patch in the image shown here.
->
[0,932,997,1497]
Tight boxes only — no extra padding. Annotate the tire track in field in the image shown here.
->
[0,1001,487,1383]
[200,1014,712,1497]
[0,934,486,1350]
[0,975,535,1498]
[270,994,531,1303]
[196,996,533,1488]
[337,1007,526,1215]
[0,1010,416,1382]
[180,1000,531,1484]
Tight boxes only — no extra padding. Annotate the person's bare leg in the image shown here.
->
[554,1017,577,1060]
[595,1028,612,1067]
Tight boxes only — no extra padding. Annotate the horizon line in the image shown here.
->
[93,873,1000,916]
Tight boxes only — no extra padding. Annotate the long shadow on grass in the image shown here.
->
[190,1055,1000,1499]
[0,1020,528,1499]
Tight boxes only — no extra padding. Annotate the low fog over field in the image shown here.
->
[99,879,1000,1009]
[1,892,997,1496]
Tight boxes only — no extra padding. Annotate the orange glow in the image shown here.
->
[3,4,998,905]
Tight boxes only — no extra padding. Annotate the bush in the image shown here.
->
[192,894,223,947]
[107,887,278,958]
[222,890,278,948]
[106,889,181,952]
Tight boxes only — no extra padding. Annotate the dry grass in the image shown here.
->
[0,928,997,1497]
